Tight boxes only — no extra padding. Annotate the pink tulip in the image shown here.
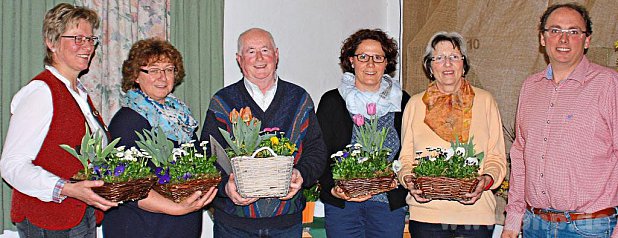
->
[352,114,365,127]
[367,103,377,116]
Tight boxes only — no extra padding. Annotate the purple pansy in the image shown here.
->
[113,164,126,176]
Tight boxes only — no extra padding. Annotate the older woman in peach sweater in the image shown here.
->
[397,31,507,238]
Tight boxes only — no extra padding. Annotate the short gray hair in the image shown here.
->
[422,31,470,81]
[236,28,277,53]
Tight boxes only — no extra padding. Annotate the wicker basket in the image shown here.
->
[336,175,397,198]
[80,177,155,203]
[154,175,222,203]
[231,147,294,198]
[411,176,479,201]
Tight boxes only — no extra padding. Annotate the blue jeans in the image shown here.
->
[16,207,96,238]
[324,201,407,238]
[522,209,617,237]
[213,220,302,238]
[408,220,494,238]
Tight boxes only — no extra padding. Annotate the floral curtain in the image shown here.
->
[1,0,170,233]
[76,0,171,123]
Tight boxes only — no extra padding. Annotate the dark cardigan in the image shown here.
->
[316,89,411,210]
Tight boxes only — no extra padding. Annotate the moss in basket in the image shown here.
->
[60,124,152,183]
[136,128,219,185]
[412,137,484,179]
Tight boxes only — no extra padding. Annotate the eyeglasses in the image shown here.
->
[431,54,464,63]
[60,35,99,46]
[543,28,587,38]
[354,53,386,63]
[139,67,177,76]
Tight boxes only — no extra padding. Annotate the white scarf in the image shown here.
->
[337,72,403,118]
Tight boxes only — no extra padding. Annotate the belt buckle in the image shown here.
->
[547,213,567,222]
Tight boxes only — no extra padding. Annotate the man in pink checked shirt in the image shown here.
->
[501,3,618,238]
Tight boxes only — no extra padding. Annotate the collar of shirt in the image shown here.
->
[539,56,591,85]
[243,75,278,112]
[44,65,107,144]
[44,65,88,99]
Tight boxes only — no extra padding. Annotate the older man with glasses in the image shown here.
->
[503,3,618,238]
[200,28,327,238]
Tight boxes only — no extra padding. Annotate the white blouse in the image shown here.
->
[0,65,105,202]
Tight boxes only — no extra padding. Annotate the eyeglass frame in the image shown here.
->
[542,27,588,38]
[60,35,100,46]
[430,54,465,64]
[353,53,387,63]
[139,67,177,77]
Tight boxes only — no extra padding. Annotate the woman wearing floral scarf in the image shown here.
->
[397,32,507,238]
[102,38,216,238]
[317,29,410,238]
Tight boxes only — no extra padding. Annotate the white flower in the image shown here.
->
[351,149,360,156]
[353,143,362,148]
[116,146,126,151]
[392,160,402,173]
[115,152,125,158]
[428,156,437,162]
[195,153,204,158]
[346,144,353,148]
[444,148,455,161]
[181,142,193,148]
[200,141,209,147]
[120,153,137,161]
[465,157,479,166]
[455,147,466,156]
[331,151,344,158]
[172,148,184,157]
[357,157,369,163]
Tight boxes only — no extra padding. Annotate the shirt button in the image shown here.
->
[541,173,544,177]
[542,191,546,194]
[554,88,558,92]
[550,103,554,107]
[544,137,547,141]
[547,120,550,124]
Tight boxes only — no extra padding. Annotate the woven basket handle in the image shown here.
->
[251,147,278,158]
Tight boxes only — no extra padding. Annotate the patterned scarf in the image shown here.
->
[123,89,198,143]
[422,79,475,143]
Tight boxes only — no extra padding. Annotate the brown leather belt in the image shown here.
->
[527,205,617,222]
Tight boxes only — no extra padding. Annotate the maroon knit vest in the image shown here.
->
[11,70,104,230]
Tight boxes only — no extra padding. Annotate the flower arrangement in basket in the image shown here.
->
[331,103,398,198]
[218,107,296,198]
[60,125,154,202]
[406,137,484,201]
[136,128,221,203]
